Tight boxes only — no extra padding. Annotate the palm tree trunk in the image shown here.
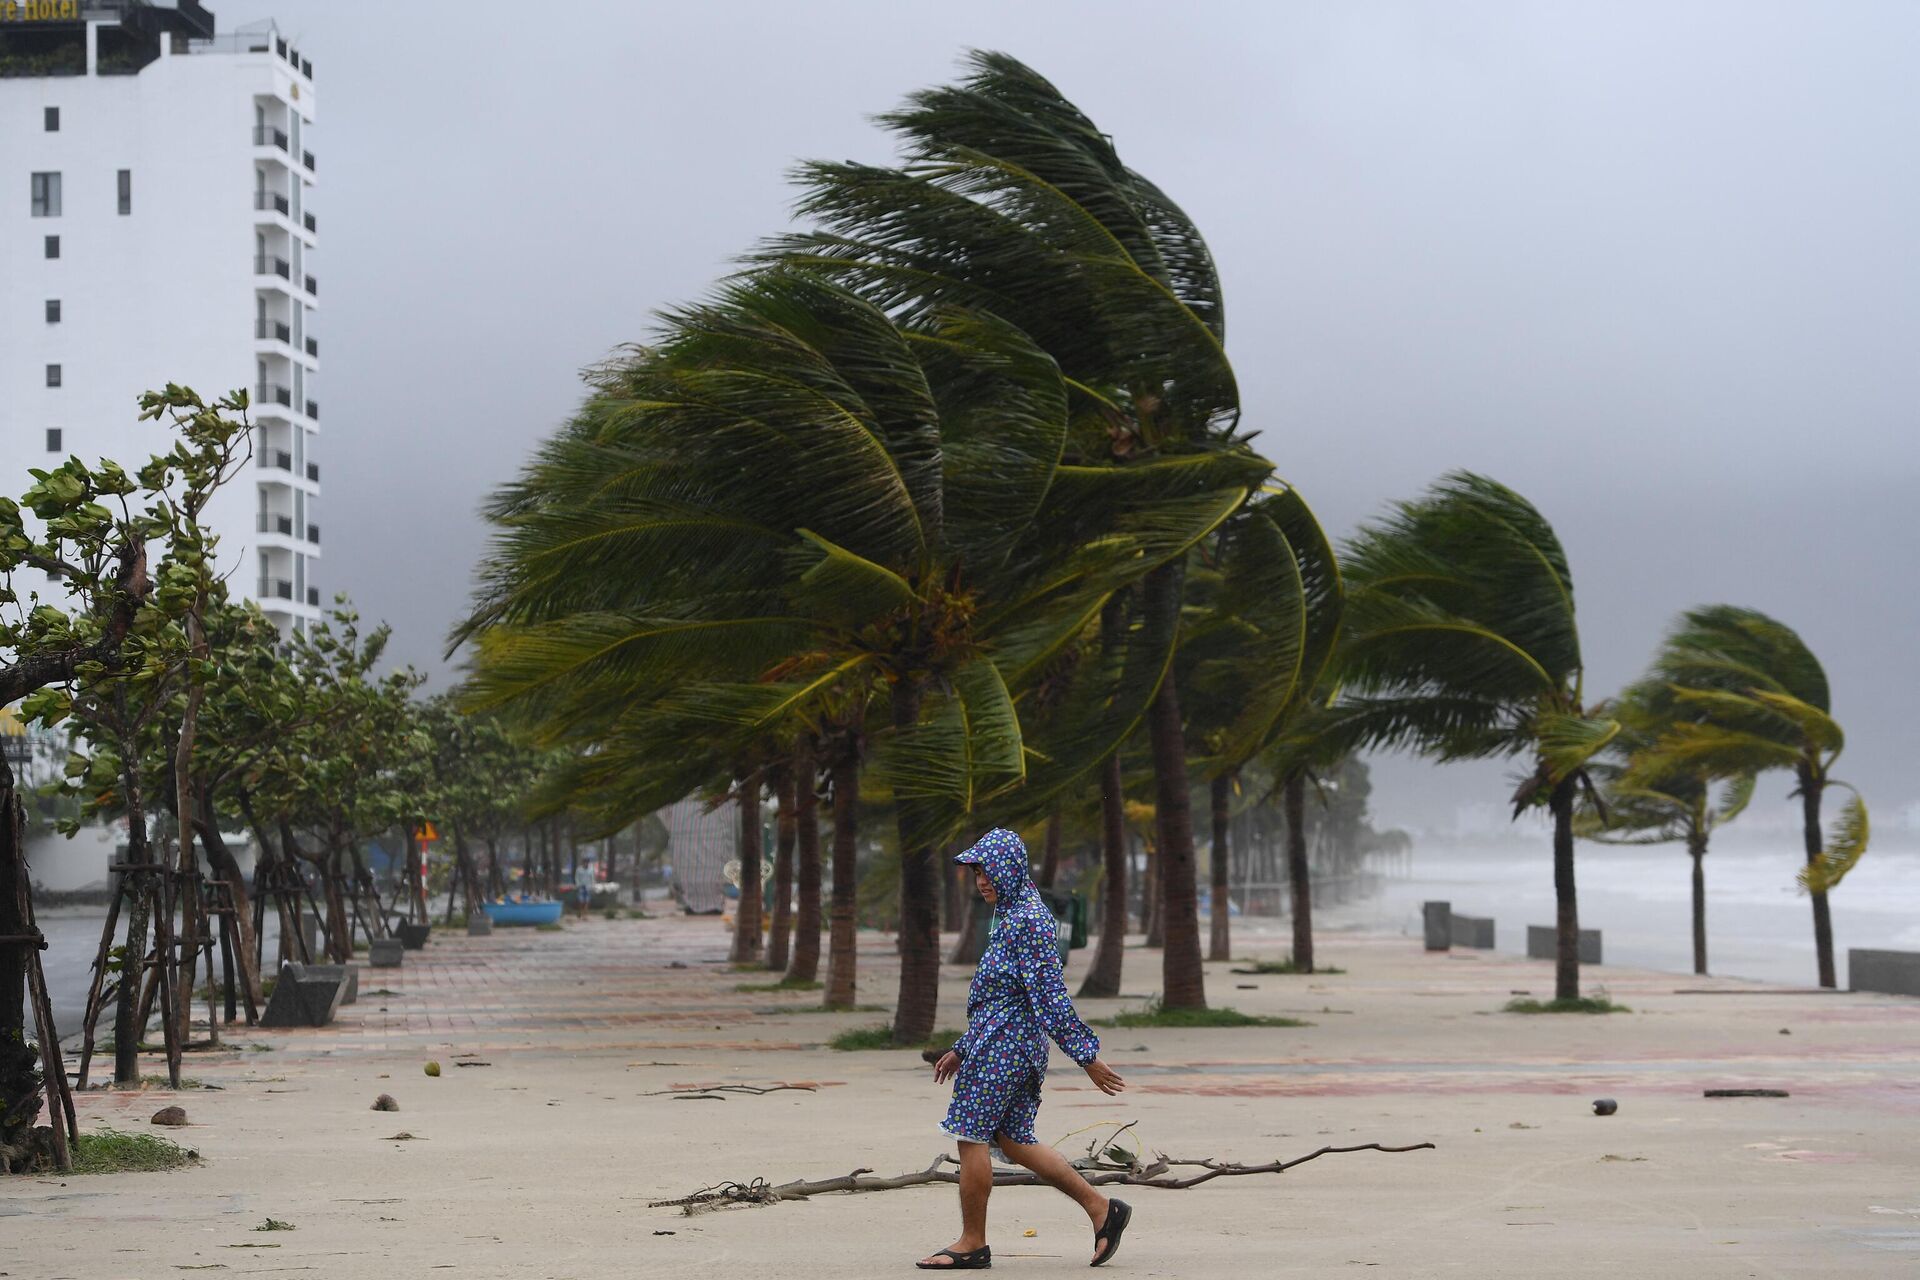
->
[1688,830,1709,976]
[892,681,942,1046]
[1038,809,1062,890]
[1079,747,1129,998]
[1208,773,1232,962]
[788,736,822,985]
[1145,562,1205,1009]
[1285,770,1313,973]
[1800,765,1836,988]
[766,763,796,973]
[1550,778,1581,1002]
[729,771,763,964]
[823,744,860,1009]
[1143,842,1163,947]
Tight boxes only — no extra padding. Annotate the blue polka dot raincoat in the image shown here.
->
[940,828,1100,1148]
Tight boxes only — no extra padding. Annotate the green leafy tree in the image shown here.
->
[1633,606,1867,988]
[1,385,242,1164]
[1333,473,1616,1002]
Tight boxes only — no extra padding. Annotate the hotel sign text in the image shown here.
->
[1,1,82,22]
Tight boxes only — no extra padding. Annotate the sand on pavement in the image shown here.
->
[4,912,1918,1278]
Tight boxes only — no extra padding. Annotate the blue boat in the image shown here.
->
[482,898,564,927]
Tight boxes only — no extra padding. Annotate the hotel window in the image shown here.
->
[44,107,59,132]
[45,299,60,323]
[118,169,131,215]
[46,429,62,452]
[44,235,59,259]
[47,364,62,388]
[30,172,61,217]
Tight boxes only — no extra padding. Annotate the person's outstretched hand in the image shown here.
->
[1083,1059,1126,1095]
[933,1050,961,1085]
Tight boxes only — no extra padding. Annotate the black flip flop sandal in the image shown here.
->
[1091,1199,1131,1267]
[917,1245,992,1269]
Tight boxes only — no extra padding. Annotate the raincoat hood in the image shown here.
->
[954,828,1044,910]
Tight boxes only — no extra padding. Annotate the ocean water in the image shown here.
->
[1346,840,1920,987]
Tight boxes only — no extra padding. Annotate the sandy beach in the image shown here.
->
[4,911,1918,1279]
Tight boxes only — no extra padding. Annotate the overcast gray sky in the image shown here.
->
[222,0,1918,839]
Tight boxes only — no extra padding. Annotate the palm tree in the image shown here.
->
[1581,681,1753,976]
[1635,606,1868,988]
[1333,473,1617,1002]
[1181,488,1344,965]
[460,272,1262,1041]
[767,51,1249,1010]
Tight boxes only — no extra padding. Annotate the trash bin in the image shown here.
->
[1036,890,1077,963]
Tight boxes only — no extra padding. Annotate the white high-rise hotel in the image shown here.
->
[1,0,324,634]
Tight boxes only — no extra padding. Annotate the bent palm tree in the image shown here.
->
[1583,679,1753,975]
[766,51,1249,1009]
[1181,488,1344,964]
[460,272,1264,1041]
[1635,606,1868,988]
[1333,473,1616,1001]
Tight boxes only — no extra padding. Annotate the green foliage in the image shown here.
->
[1629,605,1869,894]
[829,1025,966,1051]
[69,1128,199,1174]
[1503,996,1629,1015]
[1802,792,1869,894]
[1229,959,1344,975]
[1095,1001,1308,1029]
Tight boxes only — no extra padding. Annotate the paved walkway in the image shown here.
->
[6,912,1919,1278]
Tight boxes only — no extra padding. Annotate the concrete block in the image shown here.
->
[368,938,405,968]
[1423,901,1452,951]
[1849,949,1920,997]
[466,914,494,937]
[1450,913,1495,949]
[258,961,347,1028]
[1527,925,1602,965]
[299,963,360,1004]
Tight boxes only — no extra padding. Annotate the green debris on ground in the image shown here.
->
[1503,996,1630,1015]
[829,1025,967,1052]
[1229,959,1345,975]
[69,1129,200,1174]
[733,978,824,993]
[1095,997,1309,1029]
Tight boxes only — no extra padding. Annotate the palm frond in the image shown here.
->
[1800,791,1869,894]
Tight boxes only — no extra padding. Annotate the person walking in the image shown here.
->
[919,828,1132,1270]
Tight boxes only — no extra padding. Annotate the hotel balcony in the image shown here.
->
[256,448,319,493]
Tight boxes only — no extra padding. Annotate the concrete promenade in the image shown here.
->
[4,912,1918,1277]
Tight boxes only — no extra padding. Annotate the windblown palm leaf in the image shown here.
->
[1631,604,1865,986]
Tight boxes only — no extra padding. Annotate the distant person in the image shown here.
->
[920,828,1131,1270]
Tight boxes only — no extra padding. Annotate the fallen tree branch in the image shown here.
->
[649,1141,1436,1214]
[640,1083,823,1099]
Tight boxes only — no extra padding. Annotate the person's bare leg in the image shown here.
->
[996,1134,1111,1258]
[920,1140,991,1266]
